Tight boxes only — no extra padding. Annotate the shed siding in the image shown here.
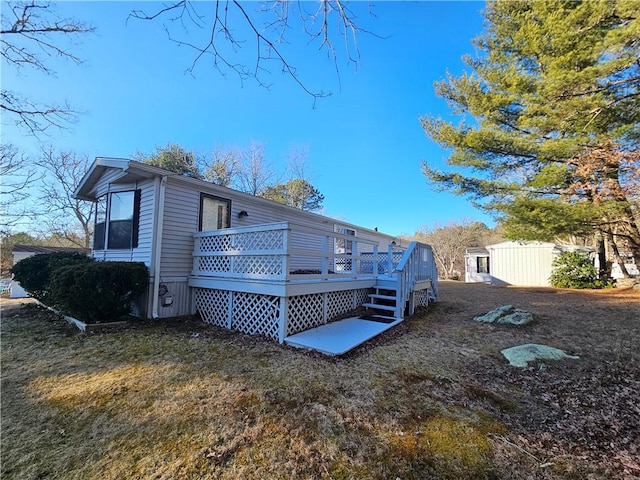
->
[489,243,555,286]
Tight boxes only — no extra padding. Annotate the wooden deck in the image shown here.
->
[190,222,438,344]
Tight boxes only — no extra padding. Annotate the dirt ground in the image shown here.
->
[1,282,638,479]
[417,281,640,479]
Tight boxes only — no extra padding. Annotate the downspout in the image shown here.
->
[152,176,168,319]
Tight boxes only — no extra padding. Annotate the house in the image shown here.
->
[10,245,91,298]
[465,241,594,287]
[75,158,438,345]
[464,247,492,284]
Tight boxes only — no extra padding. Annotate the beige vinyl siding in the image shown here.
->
[159,182,200,277]
[158,179,395,278]
[91,169,126,198]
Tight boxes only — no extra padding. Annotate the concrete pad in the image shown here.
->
[284,317,402,355]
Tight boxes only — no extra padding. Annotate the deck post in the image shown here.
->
[282,225,290,280]
[408,291,415,316]
[322,292,328,324]
[278,296,288,343]
[373,244,379,278]
[192,236,200,275]
[321,235,328,277]
[352,240,358,275]
[226,291,233,329]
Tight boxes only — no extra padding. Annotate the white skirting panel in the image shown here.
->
[193,287,373,343]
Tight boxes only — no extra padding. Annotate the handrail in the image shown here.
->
[393,241,438,317]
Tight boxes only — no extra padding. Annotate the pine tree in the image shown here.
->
[421,0,640,273]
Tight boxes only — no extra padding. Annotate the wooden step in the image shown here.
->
[362,302,396,312]
[359,314,399,324]
[375,278,397,290]
[369,293,397,301]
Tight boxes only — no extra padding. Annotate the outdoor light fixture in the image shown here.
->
[238,210,249,218]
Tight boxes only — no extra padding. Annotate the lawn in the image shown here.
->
[1,281,638,479]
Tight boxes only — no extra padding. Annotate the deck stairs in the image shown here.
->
[362,281,402,322]
[285,241,438,355]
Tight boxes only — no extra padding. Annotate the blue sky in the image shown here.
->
[2,1,492,236]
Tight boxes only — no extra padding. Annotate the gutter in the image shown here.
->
[152,176,168,319]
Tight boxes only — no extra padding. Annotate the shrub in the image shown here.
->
[50,262,148,323]
[550,251,610,289]
[10,252,93,302]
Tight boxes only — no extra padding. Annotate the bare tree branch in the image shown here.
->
[1,91,77,136]
[128,1,381,102]
[35,147,94,248]
[0,143,41,234]
[1,1,93,135]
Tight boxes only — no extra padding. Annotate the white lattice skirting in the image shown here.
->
[194,287,373,342]
[413,289,431,308]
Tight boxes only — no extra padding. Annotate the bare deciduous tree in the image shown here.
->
[416,220,494,280]
[236,141,277,195]
[1,1,93,134]
[0,143,40,234]
[201,145,243,187]
[36,147,94,248]
[128,1,378,102]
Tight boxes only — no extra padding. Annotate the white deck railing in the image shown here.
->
[393,241,439,317]
[192,221,405,282]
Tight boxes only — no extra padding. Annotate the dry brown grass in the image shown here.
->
[1,282,639,479]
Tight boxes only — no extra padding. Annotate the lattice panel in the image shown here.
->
[231,230,284,251]
[326,290,354,320]
[354,288,372,307]
[231,292,280,340]
[414,289,430,308]
[392,252,404,270]
[194,288,229,327]
[286,294,324,336]
[199,235,232,252]
[360,260,389,274]
[197,256,230,273]
[234,256,283,275]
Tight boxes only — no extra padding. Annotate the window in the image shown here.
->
[94,196,107,250]
[199,194,231,231]
[477,256,490,274]
[93,190,141,250]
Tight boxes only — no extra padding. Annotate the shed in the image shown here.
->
[465,241,594,287]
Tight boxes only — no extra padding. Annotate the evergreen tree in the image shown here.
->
[262,179,324,211]
[421,0,640,273]
[135,143,202,179]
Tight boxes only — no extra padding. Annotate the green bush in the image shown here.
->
[550,251,610,289]
[10,252,94,302]
[50,262,148,323]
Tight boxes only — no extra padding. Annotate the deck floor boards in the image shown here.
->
[284,317,402,355]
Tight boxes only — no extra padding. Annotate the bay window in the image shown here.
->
[93,190,141,250]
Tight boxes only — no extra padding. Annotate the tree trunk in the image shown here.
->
[605,230,630,278]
